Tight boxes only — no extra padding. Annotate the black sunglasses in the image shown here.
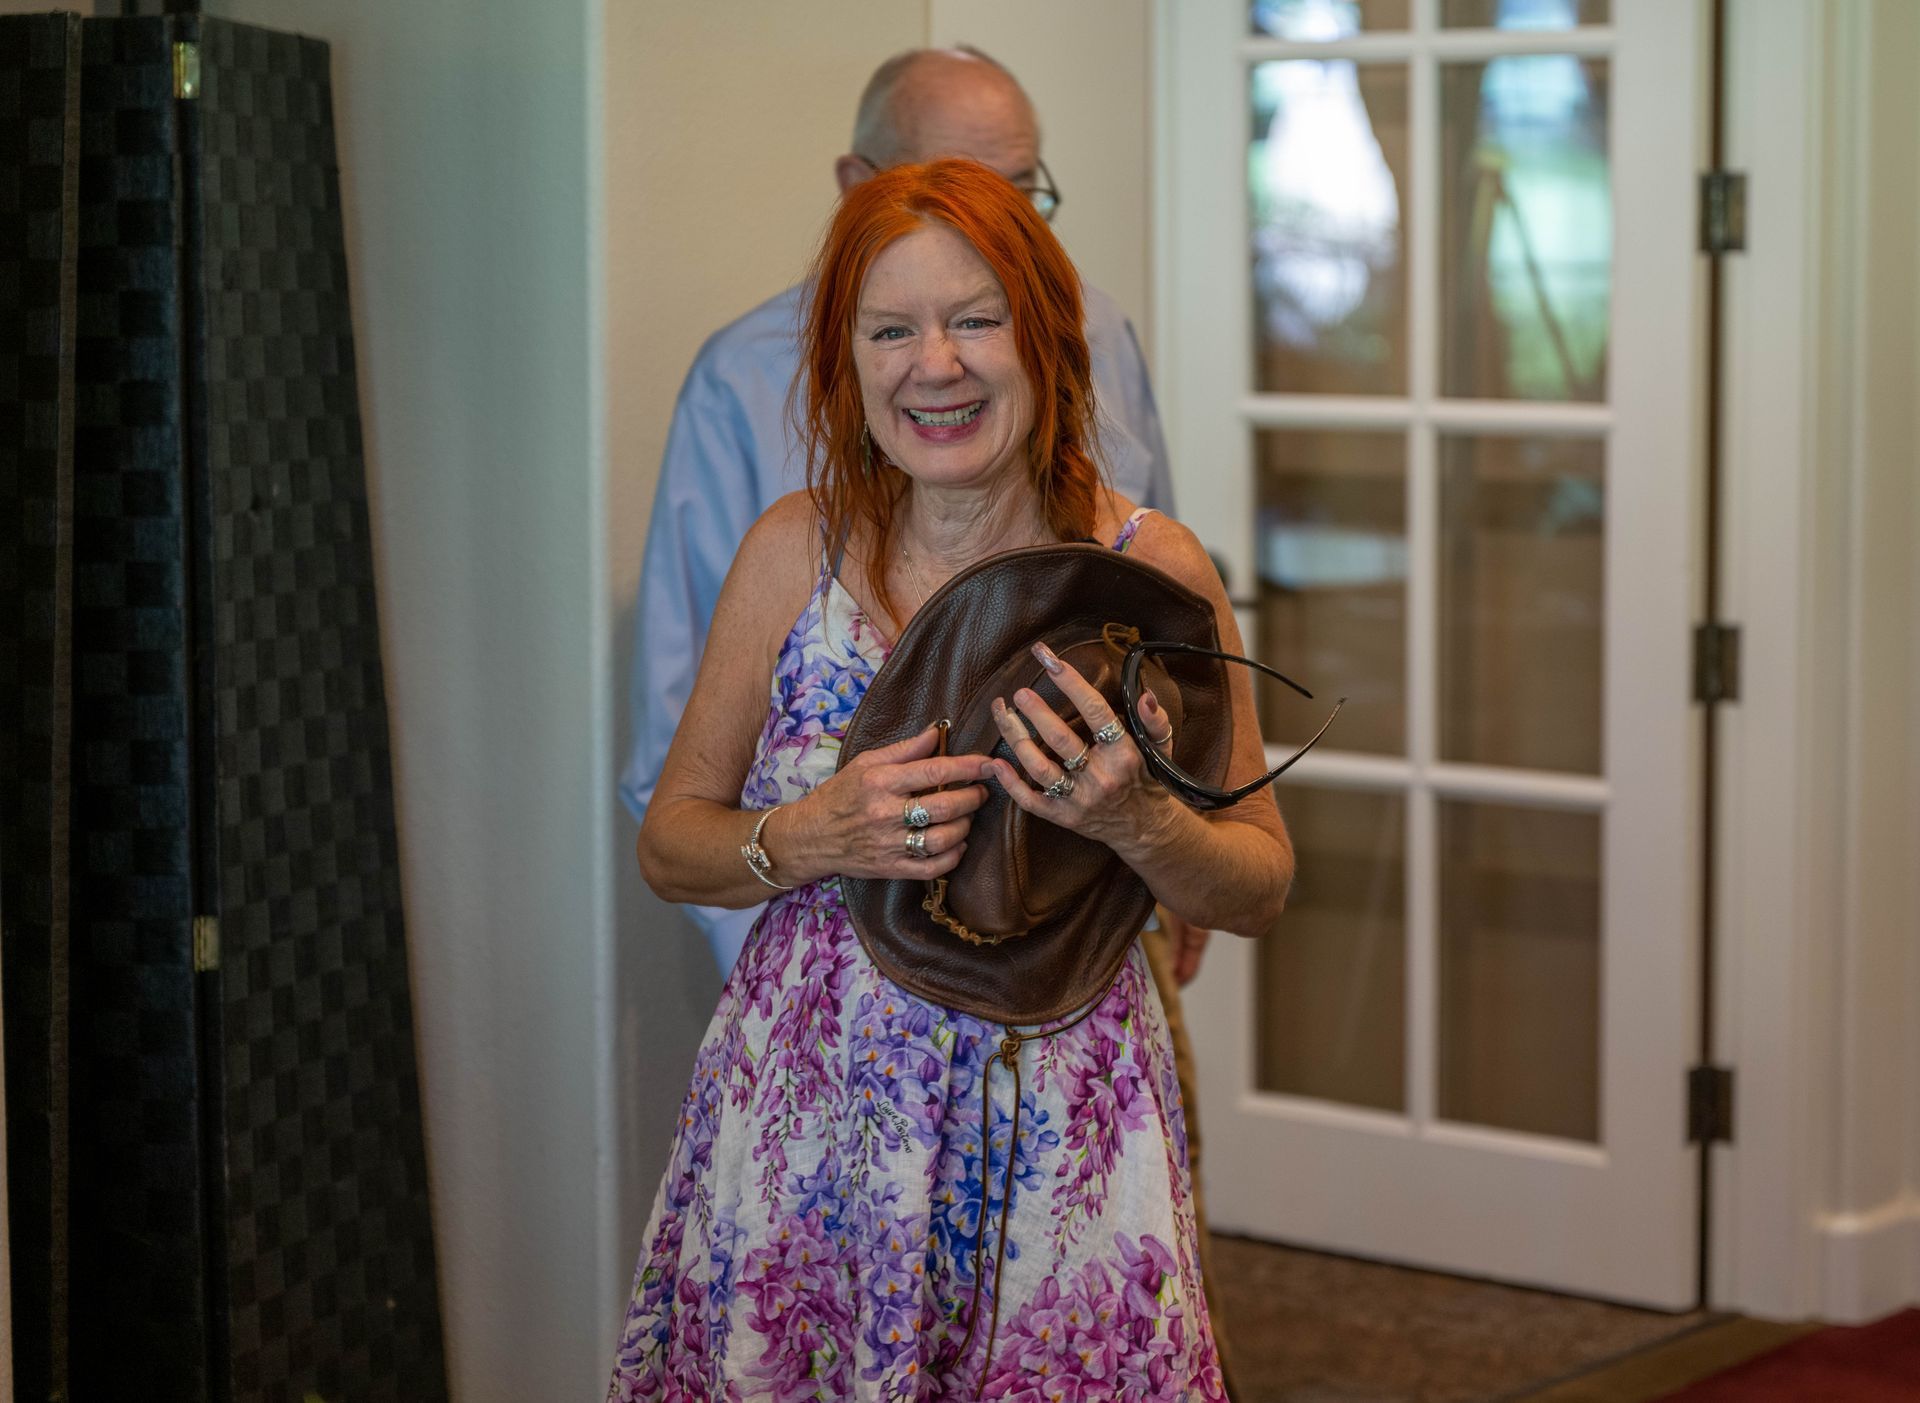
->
[1119,642,1344,811]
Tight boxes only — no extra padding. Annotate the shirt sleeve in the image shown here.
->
[619,359,769,969]
[1114,314,1177,515]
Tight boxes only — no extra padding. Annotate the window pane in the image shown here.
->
[1257,786,1406,1111]
[1438,434,1603,774]
[1257,429,1406,755]
[1252,60,1409,395]
[1442,0,1610,29]
[1438,800,1600,1142]
[1252,0,1411,39]
[1440,57,1610,401]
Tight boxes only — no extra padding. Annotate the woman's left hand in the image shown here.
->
[983,640,1182,857]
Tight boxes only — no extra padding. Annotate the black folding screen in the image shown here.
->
[1,14,448,1401]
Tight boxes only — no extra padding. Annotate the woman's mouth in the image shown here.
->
[904,401,984,428]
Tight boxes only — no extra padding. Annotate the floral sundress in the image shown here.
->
[608,509,1225,1402]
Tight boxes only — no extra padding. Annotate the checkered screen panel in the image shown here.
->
[68,16,212,1399]
[0,15,82,1401]
[189,19,449,1401]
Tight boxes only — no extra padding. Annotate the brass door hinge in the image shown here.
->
[192,915,219,972]
[173,41,200,100]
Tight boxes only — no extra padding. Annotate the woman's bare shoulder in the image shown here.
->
[729,490,822,586]
[1125,509,1229,603]
[710,490,823,638]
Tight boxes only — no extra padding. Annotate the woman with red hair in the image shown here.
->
[611,159,1291,1401]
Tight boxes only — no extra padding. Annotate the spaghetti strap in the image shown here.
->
[824,517,850,582]
[1110,506,1156,554]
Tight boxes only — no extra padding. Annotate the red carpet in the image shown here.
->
[1653,1308,1920,1401]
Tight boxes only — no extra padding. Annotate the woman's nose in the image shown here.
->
[914,331,963,381]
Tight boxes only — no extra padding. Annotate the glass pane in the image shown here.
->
[1252,0,1411,39]
[1252,60,1409,395]
[1440,57,1610,401]
[1438,800,1600,1141]
[1257,786,1405,1111]
[1442,0,1610,29]
[1257,430,1406,755]
[1438,434,1603,774]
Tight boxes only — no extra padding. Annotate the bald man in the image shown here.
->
[622,49,1176,972]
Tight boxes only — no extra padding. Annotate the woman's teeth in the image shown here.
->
[905,402,983,427]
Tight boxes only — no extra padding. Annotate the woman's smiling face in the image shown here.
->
[852,221,1036,493]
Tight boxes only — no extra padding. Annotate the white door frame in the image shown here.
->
[1713,0,1920,1324]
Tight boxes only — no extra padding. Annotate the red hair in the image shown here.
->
[797,158,1101,624]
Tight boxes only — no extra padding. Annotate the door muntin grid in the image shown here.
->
[1245,0,1613,1143]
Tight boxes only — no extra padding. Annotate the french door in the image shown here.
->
[1160,0,1702,1306]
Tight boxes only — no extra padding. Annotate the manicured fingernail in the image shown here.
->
[1143,691,1163,716]
[1032,642,1062,673]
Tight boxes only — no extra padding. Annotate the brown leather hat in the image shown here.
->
[837,543,1233,1024]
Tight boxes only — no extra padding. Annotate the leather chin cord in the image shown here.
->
[953,995,1106,1389]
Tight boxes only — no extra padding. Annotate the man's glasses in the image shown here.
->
[852,154,1062,222]
[1120,642,1344,812]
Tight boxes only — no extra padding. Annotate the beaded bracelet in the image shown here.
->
[740,805,794,891]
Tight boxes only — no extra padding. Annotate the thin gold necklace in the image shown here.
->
[900,541,934,613]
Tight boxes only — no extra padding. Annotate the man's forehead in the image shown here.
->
[894,70,1039,175]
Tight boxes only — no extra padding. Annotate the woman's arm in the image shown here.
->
[984,515,1295,937]
[637,494,991,906]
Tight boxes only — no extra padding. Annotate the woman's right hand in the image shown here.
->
[779,724,990,882]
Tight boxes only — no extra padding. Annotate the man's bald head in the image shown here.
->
[837,48,1041,193]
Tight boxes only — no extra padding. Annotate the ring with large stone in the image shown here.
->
[1062,746,1091,773]
[1044,772,1076,800]
[903,797,934,828]
[905,828,930,859]
[1092,718,1126,746]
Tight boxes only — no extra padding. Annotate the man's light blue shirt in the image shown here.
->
[621,279,1175,973]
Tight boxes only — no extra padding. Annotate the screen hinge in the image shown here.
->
[192,915,220,972]
[1700,170,1747,254]
[1688,1064,1735,1144]
[1693,622,1741,703]
[173,41,201,100]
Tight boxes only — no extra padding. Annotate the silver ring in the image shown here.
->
[905,828,929,859]
[1062,746,1091,773]
[1146,725,1174,748]
[903,798,933,828]
[1092,719,1126,745]
[1044,773,1076,799]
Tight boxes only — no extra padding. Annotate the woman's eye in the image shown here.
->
[870,325,909,342]
[959,317,999,331]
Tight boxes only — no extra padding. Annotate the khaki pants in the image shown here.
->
[1140,917,1235,1391]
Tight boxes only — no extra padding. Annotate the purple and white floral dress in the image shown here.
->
[609,509,1225,1402]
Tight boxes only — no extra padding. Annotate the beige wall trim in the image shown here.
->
[1816,1199,1920,1324]
[1717,0,1920,1322]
